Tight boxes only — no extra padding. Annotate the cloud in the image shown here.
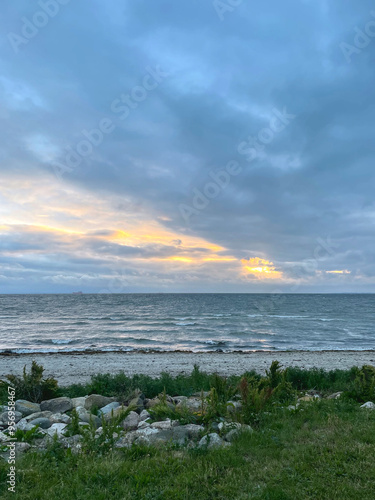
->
[0,0,374,292]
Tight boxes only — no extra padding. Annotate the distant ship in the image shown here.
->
[72,291,83,295]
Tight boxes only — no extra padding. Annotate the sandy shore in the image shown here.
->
[0,350,374,386]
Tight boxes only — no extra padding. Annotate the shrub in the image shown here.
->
[1,361,59,403]
[344,365,375,403]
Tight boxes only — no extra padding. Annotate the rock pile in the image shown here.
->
[0,392,253,457]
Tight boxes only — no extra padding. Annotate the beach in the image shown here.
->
[1,350,374,386]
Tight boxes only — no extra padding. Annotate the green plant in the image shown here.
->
[65,408,81,437]
[1,361,59,403]
[80,406,131,456]
[14,426,44,443]
[344,365,375,403]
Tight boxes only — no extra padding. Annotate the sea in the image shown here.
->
[0,294,374,354]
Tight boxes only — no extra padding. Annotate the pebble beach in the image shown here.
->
[1,350,374,386]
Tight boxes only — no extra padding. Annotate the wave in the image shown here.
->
[51,339,74,345]
[175,322,196,326]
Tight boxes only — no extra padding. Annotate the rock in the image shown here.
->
[139,409,151,421]
[177,398,202,412]
[71,396,88,408]
[227,401,242,413]
[50,413,71,424]
[145,398,160,409]
[98,402,120,416]
[15,400,41,416]
[76,407,101,427]
[16,412,52,430]
[40,397,72,413]
[24,411,53,422]
[137,420,150,429]
[224,429,240,442]
[146,429,174,446]
[1,411,22,423]
[0,431,11,442]
[179,424,204,439]
[104,405,128,421]
[15,442,31,453]
[326,392,343,400]
[360,401,375,409]
[171,427,191,445]
[122,411,140,430]
[115,431,140,448]
[84,395,115,411]
[27,418,52,429]
[47,423,67,437]
[23,423,47,433]
[150,419,179,430]
[128,396,144,411]
[218,422,242,433]
[174,396,188,405]
[198,433,224,449]
[136,426,160,437]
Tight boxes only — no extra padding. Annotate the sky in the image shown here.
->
[0,0,375,293]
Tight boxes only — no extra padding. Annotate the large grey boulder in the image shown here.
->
[27,417,52,429]
[122,411,140,430]
[71,396,88,408]
[40,397,72,414]
[24,411,52,422]
[98,402,120,416]
[50,413,71,424]
[15,400,41,416]
[16,412,52,430]
[139,409,151,421]
[181,424,204,439]
[1,411,22,423]
[47,423,67,437]
[103,405,128,421]
[177,398,203,412]
[198,433,224,449]
[84,395,115,411]
[75,407,101,427]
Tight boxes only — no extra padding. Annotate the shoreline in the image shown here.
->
[0,350,374,386]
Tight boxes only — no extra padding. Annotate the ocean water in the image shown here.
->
[0,294,374,353]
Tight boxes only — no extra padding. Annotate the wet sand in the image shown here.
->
[0,350,374,386]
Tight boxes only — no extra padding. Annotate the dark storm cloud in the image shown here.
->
[1,0,375,291]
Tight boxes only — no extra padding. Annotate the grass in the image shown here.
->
[1,399,374,499]
[1,362,374,498]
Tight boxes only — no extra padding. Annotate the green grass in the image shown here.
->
[1,399,374,499]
